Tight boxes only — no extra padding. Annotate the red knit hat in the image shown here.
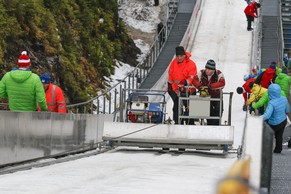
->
[18,51,30,67]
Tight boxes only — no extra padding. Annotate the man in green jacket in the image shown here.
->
[252,89,285,114]
[275,67,291,98]
[0,51,47,112]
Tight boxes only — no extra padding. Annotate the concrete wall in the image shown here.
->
[0,111,112,166]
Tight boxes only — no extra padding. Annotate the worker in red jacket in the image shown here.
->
[244,1,260,31]
[40,73,67,113]
[236,77,256,111]
[193,59,225,125]
[255,62,277,89]
[168,46,197,124]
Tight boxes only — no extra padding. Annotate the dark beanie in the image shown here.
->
[269,61,277,70]
[40,73,51,84]
[236,87,243,94]
[282,66,288,74]
[205,59,216,70]
[175,46,186,56]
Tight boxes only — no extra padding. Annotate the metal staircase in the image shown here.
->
[282,0,291,54]
[140,0,196,89]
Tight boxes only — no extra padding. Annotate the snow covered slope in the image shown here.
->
[0,0,252,193]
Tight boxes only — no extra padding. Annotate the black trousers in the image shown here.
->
[269,119,287,153]
[245,14,254,30]
[207,100,223,125]
[168,90,193,125]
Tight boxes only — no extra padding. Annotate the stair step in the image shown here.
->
[284,34,291,38]
[282,18,291,21]
[282,13,291,17]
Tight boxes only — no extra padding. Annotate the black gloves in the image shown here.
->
[249,105,256,115]
[178,79,187,87]
[243,104,247,111]
[167,83,172,92]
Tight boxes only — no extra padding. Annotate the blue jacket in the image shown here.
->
[262,84,289,125]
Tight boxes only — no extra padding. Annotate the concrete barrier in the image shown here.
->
[217,116,264,193]
[0,111,112,166]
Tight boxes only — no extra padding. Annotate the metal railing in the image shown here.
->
[0,1,180,115]
[66,0,180,114]
[177,89,233,126]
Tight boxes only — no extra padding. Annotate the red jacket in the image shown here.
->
[168,52,197,94]
[193,69,225,98]
[260,68,276,89]
[244,2,258,17]
[45,83,67,113]
[242,77,256,102]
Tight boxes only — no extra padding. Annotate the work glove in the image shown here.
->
[198,86,209,97]
[249,105,256,115]
[167,82,173,92]
[242,104,247,111]
[178,79,187,91]
[178,79,187,87]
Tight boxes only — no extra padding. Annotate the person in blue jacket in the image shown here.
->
[262,84,290,153]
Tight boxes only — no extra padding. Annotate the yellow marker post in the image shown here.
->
[217,157,251,194]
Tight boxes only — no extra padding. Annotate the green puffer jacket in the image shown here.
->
[275,72,291,97]
[0,69,47,111]
[252,90,285,110]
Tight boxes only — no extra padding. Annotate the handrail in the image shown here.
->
[0,1,180,114]
[66,0,180,114]
[278,0,284,67]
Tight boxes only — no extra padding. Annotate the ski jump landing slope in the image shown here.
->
[0,1,252,193]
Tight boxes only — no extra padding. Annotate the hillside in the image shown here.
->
[0,0,141,104]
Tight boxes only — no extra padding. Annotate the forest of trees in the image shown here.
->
[0,0,140,104]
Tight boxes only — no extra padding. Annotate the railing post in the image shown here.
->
[103,96,106,114]
[97,99,100,114]
[114,88,117,113]
[136,70,139,88]
[228,92,233,126]
[109,92,112,114]
[90,101,93,114]
[120,86,124,122]
[132,73,135,89]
